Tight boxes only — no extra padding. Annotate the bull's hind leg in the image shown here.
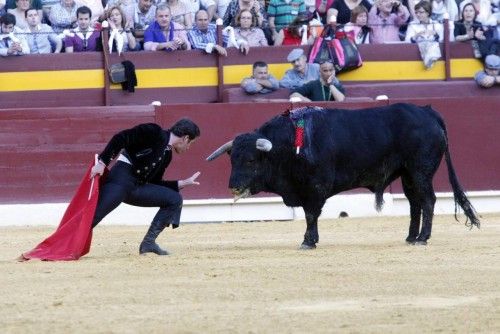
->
[301,203,323,249]
[415,181,436,245]
[402,176,421,244]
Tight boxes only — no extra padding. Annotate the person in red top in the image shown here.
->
[274,14,315,46]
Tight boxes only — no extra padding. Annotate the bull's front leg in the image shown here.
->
[301,212,319,249]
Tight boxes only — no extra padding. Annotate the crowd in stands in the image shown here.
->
[0,0,498,90]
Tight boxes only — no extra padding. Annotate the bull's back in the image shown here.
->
[307,104,446,190]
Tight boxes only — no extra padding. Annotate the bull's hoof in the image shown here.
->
[300,243,316,250]
[414,240,428,246]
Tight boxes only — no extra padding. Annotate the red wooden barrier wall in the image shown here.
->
[1,98,498,204]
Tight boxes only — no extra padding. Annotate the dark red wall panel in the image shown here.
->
[1,98,498,204]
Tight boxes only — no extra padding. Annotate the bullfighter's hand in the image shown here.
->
[179,171,201,188]
[90,161,105,178]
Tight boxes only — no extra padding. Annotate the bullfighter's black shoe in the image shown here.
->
[139,220,169,255]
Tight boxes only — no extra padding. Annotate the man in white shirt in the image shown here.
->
[0,12,30,56]
[24,8,62,53]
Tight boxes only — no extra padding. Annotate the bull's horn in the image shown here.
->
[206,140,233,161]
[256,138,272,152]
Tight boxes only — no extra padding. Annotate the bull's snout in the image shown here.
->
[230,187,251,202]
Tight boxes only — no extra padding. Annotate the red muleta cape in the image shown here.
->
[21,161,104,261]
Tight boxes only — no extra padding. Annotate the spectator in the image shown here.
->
[241,61,280,94]
[405,1,443,43]
[289,60,346,101]
[267,0,306,43]
[7,0,35,30]
[166,0,192,30]
[0,12,30,55]
[24,7,62,53]
[188,9,227,55]
[5,0,42,13]
[77,0,103,23]
[431,0,458,22]
[344,5,371,44]
[106,5,137,52]
[317,0,335,22]
[41,0,59,21]
[217,0,231,20]
[454,2,484,42]
[185,0,216,22]
[132,0,156,40]
[64,6,101,52]
[459,0,493,25]
[474,54,500,87]
[368,0,410,44]
[280,47,320,89]
[104,0,135,25]
[223,0,266,28]
[326,0,372,25]
[274,13,315,46]
[48,0,78,33]
[144,4,191,51]
[233,8,268,46]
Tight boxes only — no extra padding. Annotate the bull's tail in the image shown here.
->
[438,116,480,229]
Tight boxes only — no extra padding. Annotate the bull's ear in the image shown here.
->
[256,138,272,152]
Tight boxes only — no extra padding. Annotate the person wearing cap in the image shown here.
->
[289,60,345,102]
[280,48,320,89]
[474,54,500,88]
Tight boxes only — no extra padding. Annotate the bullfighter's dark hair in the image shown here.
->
[77,5,92,18]
[170,118,200,140]
[253,61,268,70]
[0,13,16,26]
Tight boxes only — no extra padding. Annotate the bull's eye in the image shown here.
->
[246,159,255,166]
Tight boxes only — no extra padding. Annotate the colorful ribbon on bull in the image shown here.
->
[286,106,322,155]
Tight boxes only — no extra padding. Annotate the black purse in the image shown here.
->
[109,63,126,83]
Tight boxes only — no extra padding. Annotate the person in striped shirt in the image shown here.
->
[187,9,227,55]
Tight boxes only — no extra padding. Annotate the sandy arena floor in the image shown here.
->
[1,214,499,333]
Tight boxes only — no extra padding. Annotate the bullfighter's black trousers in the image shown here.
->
[92,161,182,229]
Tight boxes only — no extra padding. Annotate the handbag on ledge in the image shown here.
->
[109,62,126,83]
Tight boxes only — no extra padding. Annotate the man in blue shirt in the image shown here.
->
[143,4,190,51]
[280,48,320,89]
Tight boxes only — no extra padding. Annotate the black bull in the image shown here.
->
[207,104,480,247]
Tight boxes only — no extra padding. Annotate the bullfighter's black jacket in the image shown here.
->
[98,123,179,191]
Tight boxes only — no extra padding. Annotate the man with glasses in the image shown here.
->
[289,60,345,102]
[280,48,320,89]
[64,5,101,52]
